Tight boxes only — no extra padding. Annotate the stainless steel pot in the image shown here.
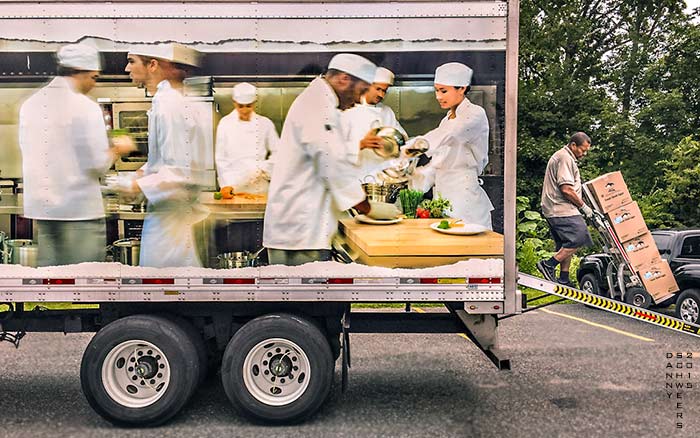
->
[111,238,141,266]
[1,238,38,267]
[361,181,406,204]
[372,127,407,159]
[217,247,265,269]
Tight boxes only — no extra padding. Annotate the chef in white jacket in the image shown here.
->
[263,54,400,266]
[215,83,279,193]
[19,43,134,266]
[410,62,494,229]
[123,43,209,267]
[342,67,407,178]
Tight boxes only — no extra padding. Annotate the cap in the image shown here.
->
[328,53,377,84]
[434,62,473,87]
[233,82,257,104]
[127,43,201,67]
[374,67,394,85]
[57,43,101,71]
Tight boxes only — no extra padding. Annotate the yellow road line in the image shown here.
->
[540,308,655,342]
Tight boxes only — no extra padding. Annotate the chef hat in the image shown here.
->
[127,43,201,67]
[434,62,473,87]
[233,82,257,104]
[328,53,377,84]
[57,43,101,71]
[374,67,395,85]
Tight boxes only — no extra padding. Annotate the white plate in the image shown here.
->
[354,215,403,225]
[430,221,487,235]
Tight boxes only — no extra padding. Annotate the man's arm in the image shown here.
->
[560,184,584,208]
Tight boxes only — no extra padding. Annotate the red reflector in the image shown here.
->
[223,278,256,285]
[143,278,175,285]
[420,278,438,284]
[48,278,75,285]
[467,277,501,284]
[328,278,353,284]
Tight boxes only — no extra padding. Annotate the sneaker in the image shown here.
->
[536,260,556,282]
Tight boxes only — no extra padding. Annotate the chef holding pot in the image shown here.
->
[215,82,279,194]
[409,62,494,229]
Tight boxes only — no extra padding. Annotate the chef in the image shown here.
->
[123,43,209,267]
[342,67,407,178]
[263,53,400,266]
[409,62,494,229]
[215,82,279,194]
[19,43,134,266]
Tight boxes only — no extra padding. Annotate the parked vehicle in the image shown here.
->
[577,229,700,319]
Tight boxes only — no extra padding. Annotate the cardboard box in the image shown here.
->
[621,232,661,271]
[586,171,633,213]
[606,202,648,242]
[637,259,679,300]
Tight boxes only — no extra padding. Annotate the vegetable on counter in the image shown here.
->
[437,219,451,229]
[220,186,235,199]
[415,207,430,219]
[398,189,424,219]
[213,192,223,200]
[419,196,452,218]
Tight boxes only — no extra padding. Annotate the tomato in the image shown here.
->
[416,208,430,219]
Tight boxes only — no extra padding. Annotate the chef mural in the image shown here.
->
[7,36,505,270]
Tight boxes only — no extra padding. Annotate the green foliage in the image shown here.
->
[518,0,698,229]
[419,196,452,218]
[516,196,551,275]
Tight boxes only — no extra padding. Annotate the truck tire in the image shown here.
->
[80,314,201,427]
[220,313,333,424]
[579,273,601,296]
[675,289,700,324]
[162,314,210,384]
[624,287,652,309]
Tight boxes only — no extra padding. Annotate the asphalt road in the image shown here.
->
[1,304,699,438]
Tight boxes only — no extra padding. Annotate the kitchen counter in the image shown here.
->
[338,218,504,268]
[199,192,267,220]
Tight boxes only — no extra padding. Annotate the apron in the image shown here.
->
[434,167,494,230]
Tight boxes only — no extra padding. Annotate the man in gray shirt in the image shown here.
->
[537,132,594,285]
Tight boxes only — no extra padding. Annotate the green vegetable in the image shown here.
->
[398,189,424,218]
[438,220,450,229]
[108,128,130,138]
[419,195,452,218]
[213,191,223,200]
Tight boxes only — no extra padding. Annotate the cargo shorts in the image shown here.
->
[545,215,593,250]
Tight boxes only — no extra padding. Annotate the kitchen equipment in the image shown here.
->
[111,238,141,266]
[361,176,405,204]
[1,237,38,266]
[372,127,407,159]
[354,215,403,225]
[217,247,265,269]
[430,221,487,235]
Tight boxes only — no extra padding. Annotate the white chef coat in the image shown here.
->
[342,98,407,179]
[136,80,210,268]
[215,110,279,193]
[410,97,494,229]
[263,77,366,250]
[19,76,112,220]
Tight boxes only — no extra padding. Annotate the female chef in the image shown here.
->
[215,82,279,194]
[410,62,494,229]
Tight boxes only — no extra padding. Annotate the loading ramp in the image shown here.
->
[518,272,700,338]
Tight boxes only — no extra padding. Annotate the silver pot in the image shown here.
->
[361,181,406,204]
[217,247,265,269]
[372,127,407,159]
[111,238,141,266]
[1,238,38,267]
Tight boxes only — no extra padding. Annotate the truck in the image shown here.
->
[1,0,697,429]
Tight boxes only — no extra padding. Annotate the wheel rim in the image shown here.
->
[631,293,646,307]
[101,340,171,408]
[581,280,594,294]
[242,338,311,406]
[680,298,699,323]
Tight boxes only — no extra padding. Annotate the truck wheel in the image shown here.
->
[80,315,200,427]
[624,287,652,309]
[163,314,210,384]
[675,289,700,324]
[579,273,600,295]
[221,313,333,424]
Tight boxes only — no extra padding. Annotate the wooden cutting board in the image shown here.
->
[339,218,504,257]
[199,192,267,212]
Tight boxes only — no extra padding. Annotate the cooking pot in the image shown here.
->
[361,177,406,203]
[217,247,265,269]
[1,238,38,267]
[372,127,407,159]
[111,238,141,266]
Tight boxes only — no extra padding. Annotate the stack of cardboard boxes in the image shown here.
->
[585,171,679,302]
